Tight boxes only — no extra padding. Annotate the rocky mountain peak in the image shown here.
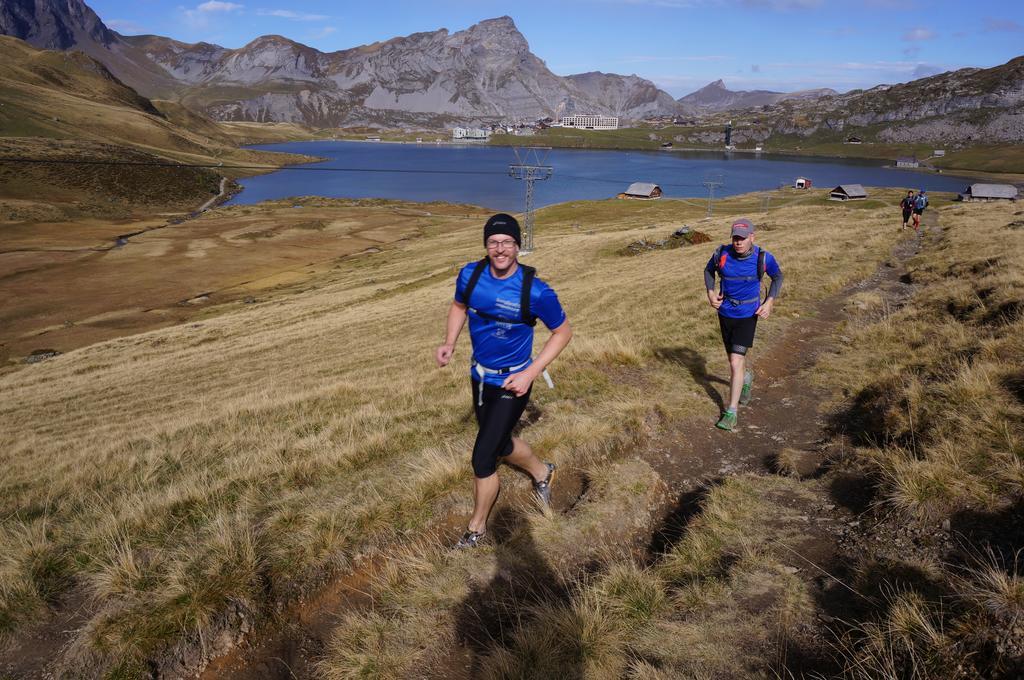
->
[0,0,118,50]
[452,15,529,55]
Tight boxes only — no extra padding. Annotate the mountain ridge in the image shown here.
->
[0,1,687,125]
[679,79,838,112]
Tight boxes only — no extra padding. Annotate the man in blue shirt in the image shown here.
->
[436,213,572,548]
[704,218,783,431]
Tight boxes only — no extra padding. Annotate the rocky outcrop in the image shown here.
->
[747,57,1024,144]
[679,79,837,112]
[0,0,115,50]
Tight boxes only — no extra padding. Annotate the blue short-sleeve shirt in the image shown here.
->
[455,261,567,385]
[708,245,781,319]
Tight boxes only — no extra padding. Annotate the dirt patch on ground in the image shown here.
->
[0,200,488,365]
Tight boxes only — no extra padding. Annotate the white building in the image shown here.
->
[558,114,619,130]
[452,127,490,140]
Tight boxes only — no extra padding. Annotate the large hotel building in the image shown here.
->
[557,114,619,130]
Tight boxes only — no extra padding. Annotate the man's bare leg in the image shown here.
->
[468,473,499,534]
[467,439,547,534]
[501,436,548,482]
[728,352,746,411]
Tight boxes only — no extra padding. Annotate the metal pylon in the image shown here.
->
[703,171,724,218]
[508,147,553,253]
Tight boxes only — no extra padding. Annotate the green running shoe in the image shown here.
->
[715,410,737,431]
[739,370,754,405]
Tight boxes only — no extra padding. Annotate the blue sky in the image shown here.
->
[90,0,1024,96]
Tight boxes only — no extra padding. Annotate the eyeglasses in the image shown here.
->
[486,239,518,251]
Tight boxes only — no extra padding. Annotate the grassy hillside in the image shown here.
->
[1,188,962,676]
[0,36,314,217]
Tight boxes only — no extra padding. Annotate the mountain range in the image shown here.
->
[0,0,686,126]
[1,0,1022,145]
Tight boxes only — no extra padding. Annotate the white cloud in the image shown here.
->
[198,1,243,11]
[606,0,702,7]
[983,18,1024,33]
[257,9,330,21]
[912,63,943,78]
[182,1,242,30]
[902,27,936,41]
[618,55,728,64]
[308,26,337,40]
[106,19,147,34]
[740,0,822,10]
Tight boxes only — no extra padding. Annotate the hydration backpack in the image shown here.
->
[915,194,928,210]
[463,258,538,326]
[714,244,767,282]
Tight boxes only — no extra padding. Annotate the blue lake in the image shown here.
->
[227,141,977,212]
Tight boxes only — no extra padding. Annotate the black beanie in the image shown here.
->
[483,213,521,247]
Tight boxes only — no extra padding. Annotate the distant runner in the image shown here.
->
[436,213,572,548]
[912,189,928,232]
[900,190,916,230]
[704,218,783,431]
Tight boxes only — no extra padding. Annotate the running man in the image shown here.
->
[900,190,915,230]
[436,213,572,548]
[704,218,783,431]
[912,189,928,231]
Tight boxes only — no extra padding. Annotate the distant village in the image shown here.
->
[451,114,622,141]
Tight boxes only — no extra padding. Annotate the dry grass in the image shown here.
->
[0,190,925,670]
[818,200,1024,520]
[472,475,821,680]
[814,200,1024,678]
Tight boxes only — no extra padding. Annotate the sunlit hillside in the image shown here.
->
[2,189,1022,678]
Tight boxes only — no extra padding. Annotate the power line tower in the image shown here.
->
[508,146,553,253]
[702,172,724,218]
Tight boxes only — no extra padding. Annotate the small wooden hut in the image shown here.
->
[619,182,663,200]
[958,183,1018,202]
[829,184,867,201]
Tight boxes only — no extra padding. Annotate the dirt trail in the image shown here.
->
[195,219,929,680]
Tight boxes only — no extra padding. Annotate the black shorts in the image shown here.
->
[719,314,758,355]
[913,208,924,215]
[470,379,531,478]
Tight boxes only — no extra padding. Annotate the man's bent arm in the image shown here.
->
[766,269,783,301]
[528,320,573,378]
[436,301,468,367]
[704,266,717,292]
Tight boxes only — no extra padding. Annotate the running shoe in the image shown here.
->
[715,410,738,431]
[455,530,486,549]
[533,462,556,506]
[739,370,754,405]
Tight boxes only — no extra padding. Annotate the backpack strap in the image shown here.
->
[757,248,766,282]
[714,244,727,273]
[462,258,488,309]
[463,259,537,326]
[518,264,538,326]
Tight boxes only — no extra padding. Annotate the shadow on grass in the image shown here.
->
[455,506,578,678]
[654,346,728,412]
[827,470,878,515]
[825,377,915,450]
[644,479,721,563]
[948,498,1024,572]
